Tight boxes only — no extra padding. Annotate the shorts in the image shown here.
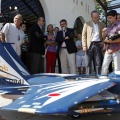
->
[76,55,85,67]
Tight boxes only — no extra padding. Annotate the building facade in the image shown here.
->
[40,0,95,33]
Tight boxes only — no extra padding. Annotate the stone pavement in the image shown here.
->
[0,95,120,120]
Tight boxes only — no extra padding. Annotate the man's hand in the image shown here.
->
[104,37,113,43]
[102,28,107,33]
[99,41,104,47]
[65,36,69,40]
[102,28,107,39]
[107,49,113,54]
[1,32,6,42]
[77,46,82,50]
[83,46,87,52]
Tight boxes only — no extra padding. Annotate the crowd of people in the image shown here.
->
[0,9,120,76]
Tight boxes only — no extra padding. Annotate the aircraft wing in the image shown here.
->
[0,90,12,94]
[2,77,115,114]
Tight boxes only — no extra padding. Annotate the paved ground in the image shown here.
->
[0,95,120,120]
[0,110,120,120]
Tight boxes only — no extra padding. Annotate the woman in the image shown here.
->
[45,24,57,73]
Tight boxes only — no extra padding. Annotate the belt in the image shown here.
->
[61,47,66,48]
[92,41,101,43]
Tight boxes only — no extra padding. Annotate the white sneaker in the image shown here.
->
[99,76,108,79]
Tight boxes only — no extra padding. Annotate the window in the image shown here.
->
[81,1,83,6]
[88,5,89,14]
[74,17,83,38]
[76,0,78,5]
[86,4,87,12]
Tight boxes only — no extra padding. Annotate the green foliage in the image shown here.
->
[95,0,111,24]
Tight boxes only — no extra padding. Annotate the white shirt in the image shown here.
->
[92,22,100,42]
[61,30,66,47]
[38,24,42,30]
[1,23,25,56]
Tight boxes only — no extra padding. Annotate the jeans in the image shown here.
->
[101,50,120,75]
[86,42,103,74]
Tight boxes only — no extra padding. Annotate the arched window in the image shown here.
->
[74,17,83,38]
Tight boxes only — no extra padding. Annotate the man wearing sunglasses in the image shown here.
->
[29,17,46,74]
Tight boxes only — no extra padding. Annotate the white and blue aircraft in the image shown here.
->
[0,43,120,118]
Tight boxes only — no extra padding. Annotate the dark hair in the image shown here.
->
[60,19,67,24]
[47,24,53,33]
[37,17,45,21]
[91,10,99,16]
[21,22,26,26]
[107,10,117,18]
[54,27,59,30]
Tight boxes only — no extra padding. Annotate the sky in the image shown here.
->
[110,0,120,13]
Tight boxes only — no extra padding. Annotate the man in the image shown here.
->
[101,10,120,76]
[56,19,77,74]
[117,13,120,22]
[54,27,59,34]
[30,17,46,74]
[82,10,105,74]
[1,14,24,56]
[54,27,62,73]
[21,22,29,66]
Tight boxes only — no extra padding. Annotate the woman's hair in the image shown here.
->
[47,24,53,33]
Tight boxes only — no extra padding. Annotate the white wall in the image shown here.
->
[40,0,95,29]
[0,0,1,13]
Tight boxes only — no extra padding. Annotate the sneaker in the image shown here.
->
[99,76,108,79]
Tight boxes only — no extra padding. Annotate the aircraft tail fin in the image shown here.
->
[0,43,29,85]
[2,43,30,75]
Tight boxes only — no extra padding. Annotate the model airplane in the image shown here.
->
[0,43,120,118]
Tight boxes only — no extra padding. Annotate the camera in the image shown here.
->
[108,31,120,40]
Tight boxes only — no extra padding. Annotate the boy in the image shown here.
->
[76,34,85,74]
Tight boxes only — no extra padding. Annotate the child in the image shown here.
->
[76,34,85,74]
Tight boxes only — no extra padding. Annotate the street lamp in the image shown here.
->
[9,6,18,10]
[8,6,19,21]
[9,6,12,10]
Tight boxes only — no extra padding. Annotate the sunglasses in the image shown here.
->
[60,23,66,26]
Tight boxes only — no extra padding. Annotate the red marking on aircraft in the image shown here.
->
[48,93,60,97]
[112,83,116,86]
